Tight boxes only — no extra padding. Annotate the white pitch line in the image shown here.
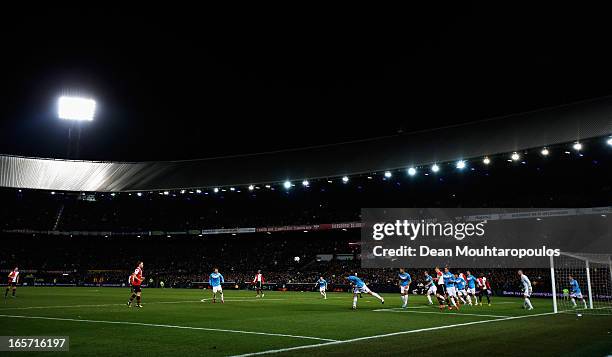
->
[229,311,557,357]
[373,309,509,318]
[0,314,338,342]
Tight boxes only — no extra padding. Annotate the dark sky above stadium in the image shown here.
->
[0,4,611,161]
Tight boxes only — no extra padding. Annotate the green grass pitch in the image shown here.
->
[0,287,610,356]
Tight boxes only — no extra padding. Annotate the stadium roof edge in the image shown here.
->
[0,96,611,192]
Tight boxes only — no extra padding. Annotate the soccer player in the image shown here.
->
[209,268,225,303]
[454,273,468,305]
[398,268,411,308]
[465,271,478,306]
[443,267,459,310]
[423,271,438,305]
[477,274,492,306]
[518,270,534,310]
[316,276,327,299]
[5,267,19,299]
[127,261,144,308]
[569,275,588,309]
[252,270,265,298]
[346,273,384,309]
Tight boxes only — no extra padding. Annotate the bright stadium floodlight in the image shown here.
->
[572,142,582,151]
[607,137,612,146]
[58,96,96,121]
[342,176,349,183]
[248,185,255,191]
[511,152,520,161]
[407,167,417,176]
[302,180,309,187]
[283,180,292,189]
[483,157,491,165]
[541,147,550,156]
[431,164,440,173]
[456,160,466,169]
[384,171,392,178]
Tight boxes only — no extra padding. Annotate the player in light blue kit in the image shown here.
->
[346,273,384,309]
[518,270,533,310]
[316,276,328,300]
[443,267,459,310]
[454,273,468,305]
[398,268,411,308]
[465,271,478,306]
[569,275,588,309]
[209,268,225,303]
[423,271,438,305]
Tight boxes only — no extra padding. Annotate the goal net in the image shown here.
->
[551,252,612,315]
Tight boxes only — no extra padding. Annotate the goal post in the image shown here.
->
[551,252,612,315]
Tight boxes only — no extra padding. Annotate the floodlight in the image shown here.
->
[342,176,349,183]
[431,164,440,173]
[541,148,549,156]
[58,96,96,121]
[213,188,219,193]
[407,167,417,176]
[248,185,255,191]
[607,137,612,146]
[511,152,520,161]
[302,180,309,187]
[483,157,491,165]
[283,180,292,189]
[384,171,392,178]
[572,142,582,151]
[456,160,466,169]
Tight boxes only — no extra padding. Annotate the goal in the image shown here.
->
[550,252,612,315]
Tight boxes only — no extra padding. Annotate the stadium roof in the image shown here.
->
[0,97,610,192]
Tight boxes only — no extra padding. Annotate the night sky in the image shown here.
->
[1,5,611,161]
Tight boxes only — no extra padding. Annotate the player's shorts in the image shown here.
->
[458,289,467,296]
[319,287,326,292]
[467,288,476,295]
[570,292,583,299]
[212,285,223,293]
[437,283,446,294]
[8,281,16,287]
[400,285,410,294]
[353,285,371,294]
[255,281,263,289]
[523,290,531,298]
[446,286,457,297]
[427,285,438,295]
[131,285,142,293]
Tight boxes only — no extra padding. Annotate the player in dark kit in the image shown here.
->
[127,261,144,308]
[5,267,19,299]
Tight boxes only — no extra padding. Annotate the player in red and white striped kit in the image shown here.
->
[5,267,19,299]
[127,261,144,308]
[477,274,492,306]
[252,270,265,298]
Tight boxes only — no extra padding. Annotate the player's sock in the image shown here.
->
[129,293,136,302]
[220,292,224,303]
[459,296,466,304]
[571,298,577,307]
[352,295,358,309]
[370,291,384,302]
[4,288,8,298]
[474,296,478,305]
[450,297,457,307]
[486,295,491,304]
[466,295,472,305]
[582,299,587,309]
[426,294,433,304]
[323,292,327,299]
[12,289,15,297]
[524,298,533,309]
[136,295,141,306]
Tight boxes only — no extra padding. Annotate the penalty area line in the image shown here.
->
[0,314,338,342]
[229,311,556,356]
